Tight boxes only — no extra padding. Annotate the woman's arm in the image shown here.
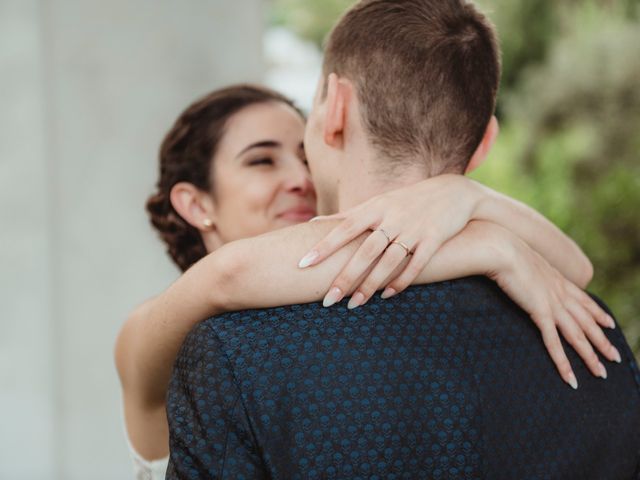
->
[115,249,239,458]
[116,218,615,416]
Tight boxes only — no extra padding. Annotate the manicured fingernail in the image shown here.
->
[598,362,607,379]
[323,287,343,308]
[348,292,365,310]
[381,288,397,300]
[309,216,322,222]
[607,315,616,329]
[568,372,578,390]
[298,250,319,269]
[611,347,622,364]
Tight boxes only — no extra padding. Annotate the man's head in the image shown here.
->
[304,0,501,214]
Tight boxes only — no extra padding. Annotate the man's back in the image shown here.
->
[166,276,640,479]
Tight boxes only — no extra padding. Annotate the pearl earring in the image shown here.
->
[203,218,214,229]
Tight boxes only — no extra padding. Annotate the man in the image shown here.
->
[166,0,640,478]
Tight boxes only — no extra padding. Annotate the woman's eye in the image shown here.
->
[248,157,274,166]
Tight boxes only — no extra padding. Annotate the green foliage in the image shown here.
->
[475,0,558,93]
[471,5,640,358]
[269,0,640,361]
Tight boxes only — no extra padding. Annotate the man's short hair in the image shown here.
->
[323,0,501,175]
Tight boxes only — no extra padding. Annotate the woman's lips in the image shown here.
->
[278,207,317,221]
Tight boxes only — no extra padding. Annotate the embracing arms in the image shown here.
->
[115,176,617,458]
[301,174,592,298]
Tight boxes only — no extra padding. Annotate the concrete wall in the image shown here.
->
[0,1,264,478]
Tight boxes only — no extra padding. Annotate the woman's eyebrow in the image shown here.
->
[236,140,281,158]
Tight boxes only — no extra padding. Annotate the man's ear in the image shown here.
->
[169,182,217,232]
[465,115,499,174]
[323,73,352,148]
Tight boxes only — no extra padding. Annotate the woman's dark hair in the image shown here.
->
[146,84,303,272]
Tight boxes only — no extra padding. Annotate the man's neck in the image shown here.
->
[314,111,430,213]
[335,154,428,212]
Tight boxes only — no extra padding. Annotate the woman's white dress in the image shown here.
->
[126,431,169,480]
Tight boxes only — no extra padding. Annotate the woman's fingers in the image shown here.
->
[383,241,438,298]
[563,281,615,329]
[581,293,616,330]
[322,229,390,307]
[299,208,377,269]
[564,298,621,364]
[347,244,409,308]
[537,319,578,389]
[555,306,607,380]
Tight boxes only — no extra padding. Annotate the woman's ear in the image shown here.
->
[323,73,352,148]
[169,182,217,233]
[465,115,499,174]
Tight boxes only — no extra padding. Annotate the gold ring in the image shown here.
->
[374,228,392,243]
[391,240,413,256]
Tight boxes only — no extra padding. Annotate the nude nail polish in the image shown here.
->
[298,250,319,269]
[568,373,578,390]
[323,287,343,308]
[348,292,365,310]
[380,288,397,300]
[612,347,622,364]
[599,363,608,379]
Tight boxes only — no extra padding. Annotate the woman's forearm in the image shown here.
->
[472,184,593,288]
[219,219,509,310]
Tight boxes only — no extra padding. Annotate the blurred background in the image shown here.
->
[1,0,638,478]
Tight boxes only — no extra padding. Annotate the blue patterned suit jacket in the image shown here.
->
[166,276,640,479]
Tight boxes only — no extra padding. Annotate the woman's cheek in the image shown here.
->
[247,178,280,213]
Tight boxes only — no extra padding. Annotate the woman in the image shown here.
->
[115,85,618,480]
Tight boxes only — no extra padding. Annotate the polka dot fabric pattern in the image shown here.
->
[166,276,640,480]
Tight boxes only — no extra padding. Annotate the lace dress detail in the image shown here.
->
[125,428,168,480]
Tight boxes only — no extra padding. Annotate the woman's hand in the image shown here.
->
[298,174,485,307]
[488,235,620,389]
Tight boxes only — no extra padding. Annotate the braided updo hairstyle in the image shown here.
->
[146,84,303,272]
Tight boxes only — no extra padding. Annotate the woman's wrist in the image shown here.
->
[439,174,488,222]
[468,220,522,278]
[469,181,503,224]
[469,184,593,288]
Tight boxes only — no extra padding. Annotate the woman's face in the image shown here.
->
[207,101,317,245]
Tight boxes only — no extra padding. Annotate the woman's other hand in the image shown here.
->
[489,232,620,389]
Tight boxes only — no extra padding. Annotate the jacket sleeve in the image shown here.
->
[165,321,266,480]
